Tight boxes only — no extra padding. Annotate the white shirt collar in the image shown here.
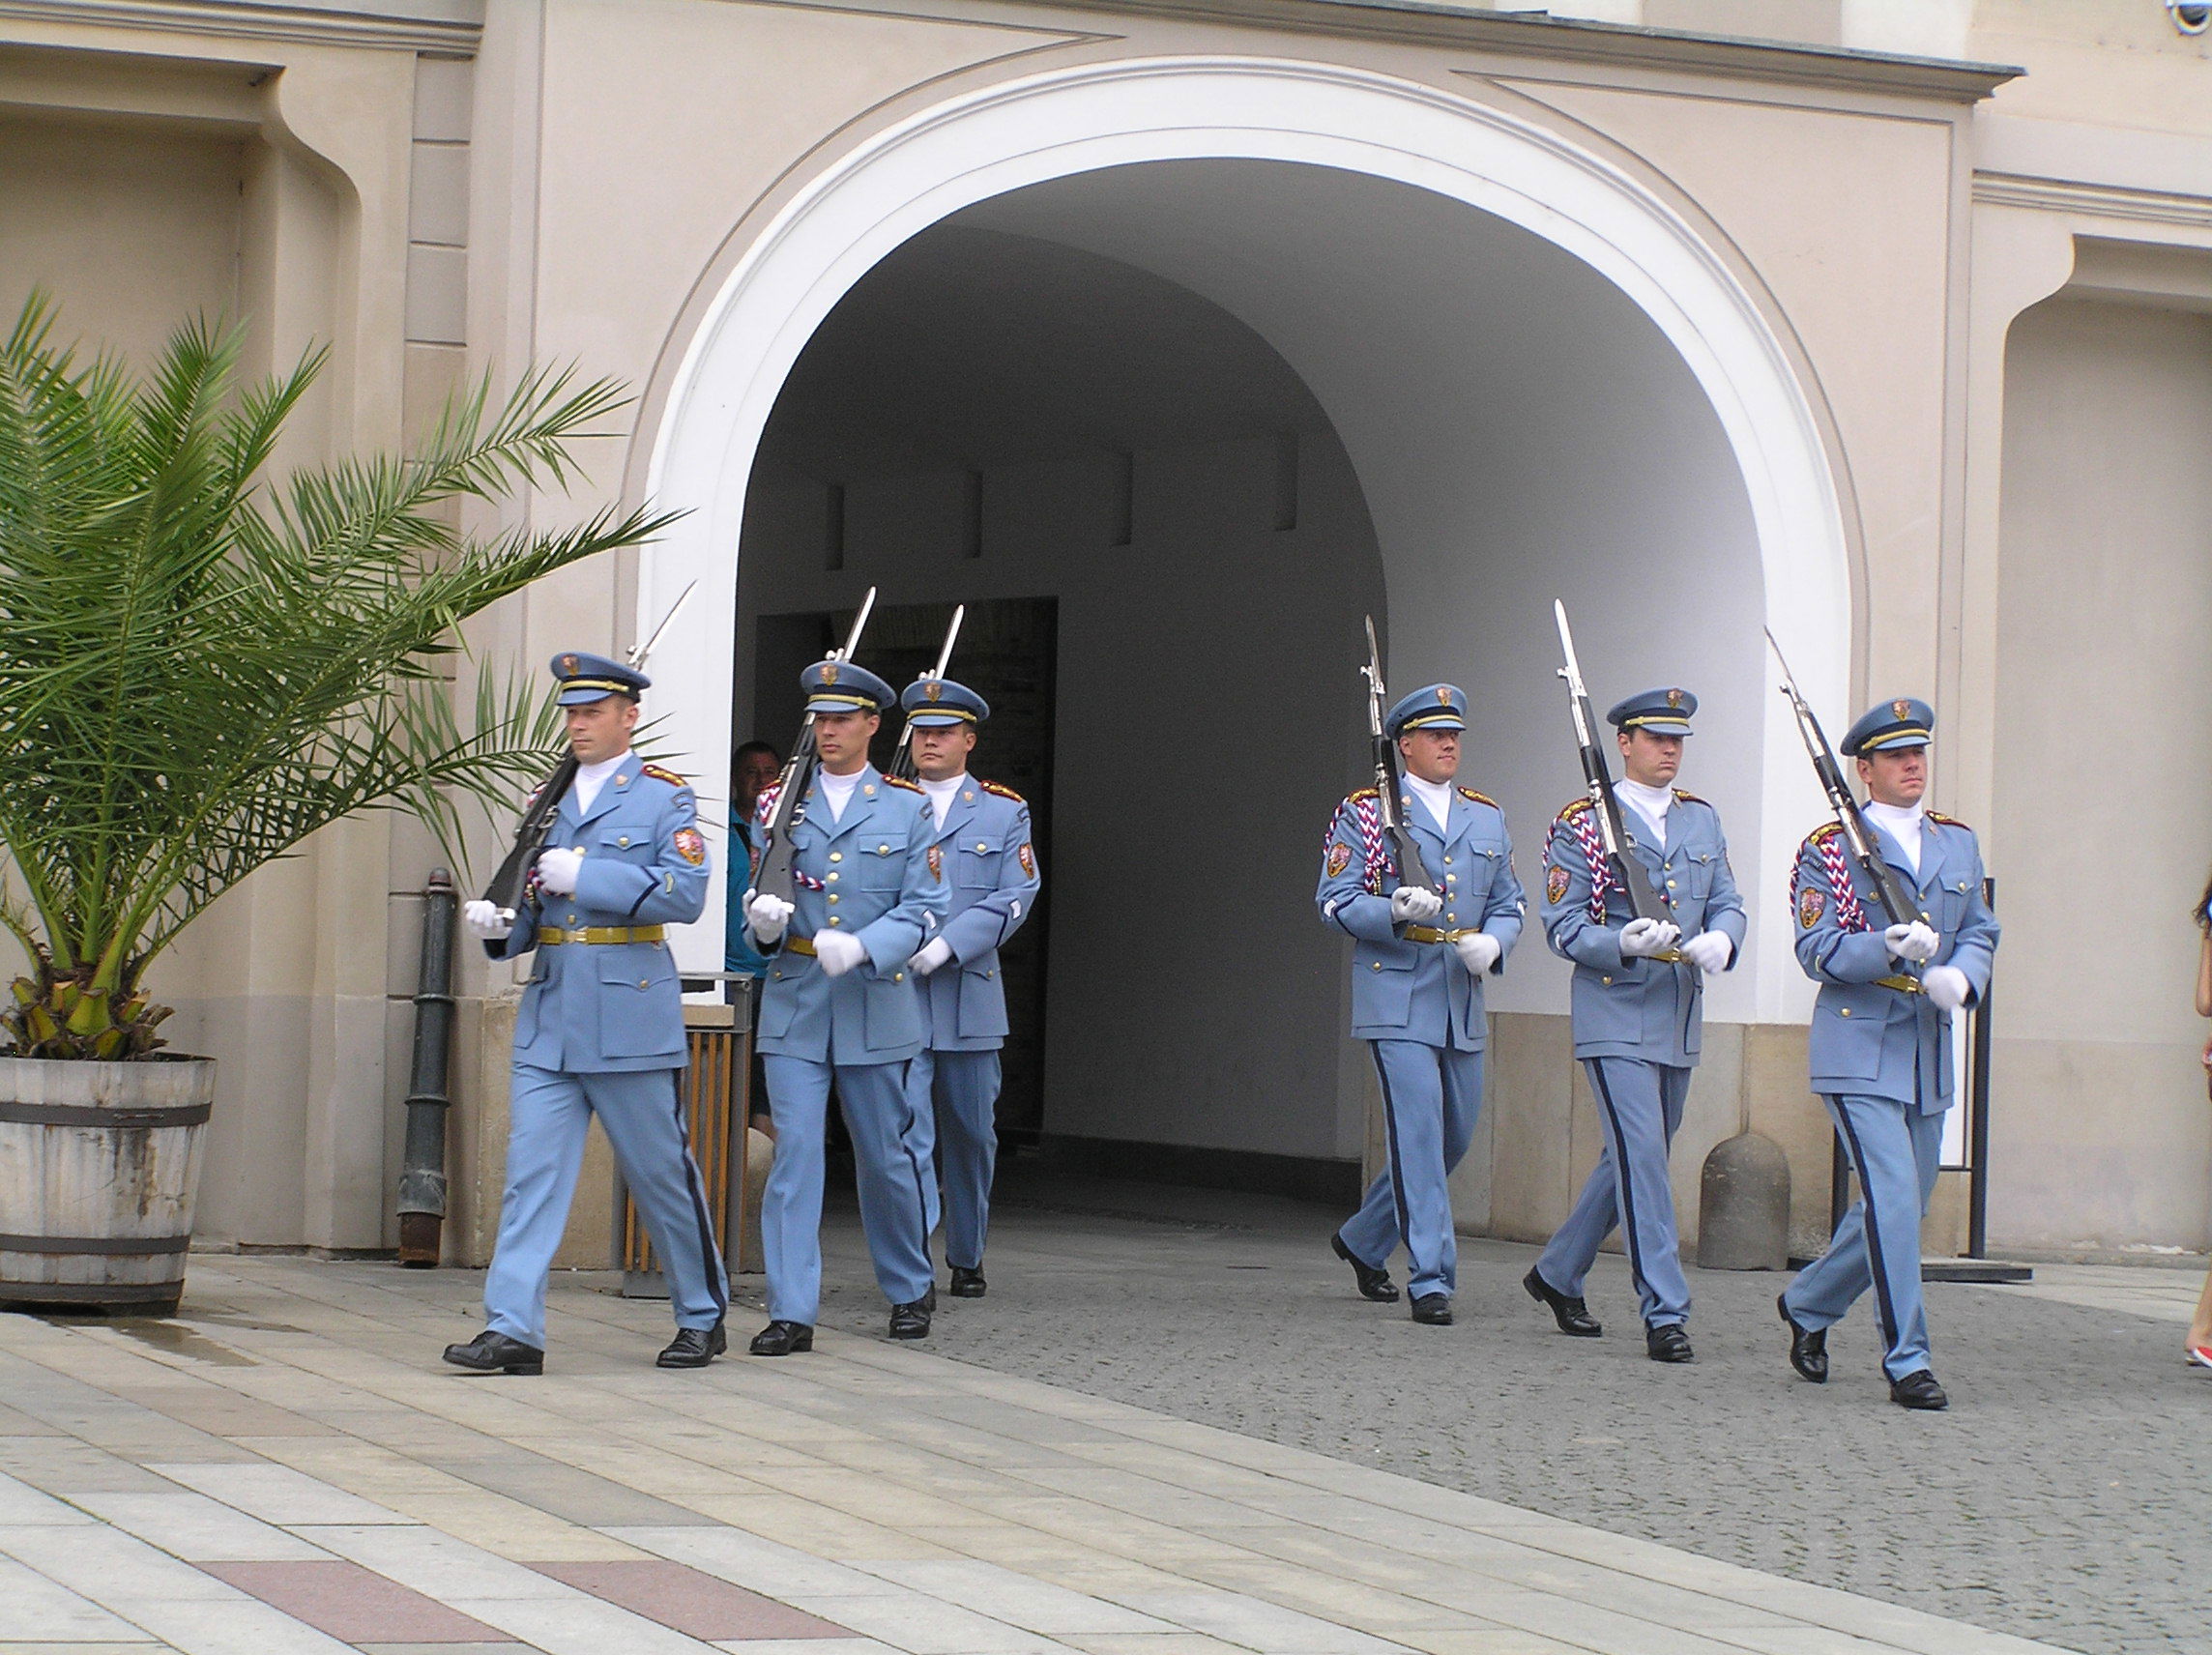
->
[1615,777,1674,845]
[569,749,629,814]
[1863,798,1926,874]
[1405,772,1455,833]
[817,765,864,823]
[919,770,966,828]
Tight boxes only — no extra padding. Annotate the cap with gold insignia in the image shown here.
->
[1606,686,1698,737]
[1840,695,1934,756]
[1385,683,1468,739]
[801,657,895,714]
[899,676,990,728]
[550,651,650,706]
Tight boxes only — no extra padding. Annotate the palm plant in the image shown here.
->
[0,297,679,1060]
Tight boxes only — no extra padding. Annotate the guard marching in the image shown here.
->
[1526,686,1744,1361]
[1319,682,1525,1325]
[742,659,947,1353]
[1777,697,1998,1409]
[895,677,1040,1298]
[447,652,726,1375]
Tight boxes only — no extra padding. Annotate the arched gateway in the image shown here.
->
[632,56,1852,1218]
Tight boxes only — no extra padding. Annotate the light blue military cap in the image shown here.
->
[1841,696,1934,757]
[1607,686,1698,736]
[900,676,989,728]
[550,650,649,706]
[800,657,895,714]
[1386,683,1469,738]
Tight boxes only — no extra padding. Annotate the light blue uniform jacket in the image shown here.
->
[755,767,946,1066]
[919,781,1040,1053]
[486,766,711,1072]
[1540,793,1746,1066]
[1792,814,1999,1111]
[1317,786,1526,1049]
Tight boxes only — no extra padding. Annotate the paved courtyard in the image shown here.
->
[0,1172,2195,1655]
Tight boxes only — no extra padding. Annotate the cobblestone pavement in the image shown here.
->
[790,1167,2210,1655]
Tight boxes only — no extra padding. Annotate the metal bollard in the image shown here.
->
[396,870,458,1266]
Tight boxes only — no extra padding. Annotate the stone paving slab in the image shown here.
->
[0,1246,2097,1655]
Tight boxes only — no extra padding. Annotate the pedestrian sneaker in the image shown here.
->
[2187,1345,2212,1370]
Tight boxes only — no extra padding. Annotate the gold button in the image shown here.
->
[1840,1007,1852,1018]
[1444,857,1453,865]
[894,973,904,982]
[1371,962,1382,972]
[1667,880,1677,889]
[879,844,890,854]
[637,979,648,989]
[1446,875,1457,884]
[828,895,839,905]
[864,783,876,795]
[827,873,838,883]
[1602,975,1613,986]
[975,842,987,853]
[618,835,630,847]
[830,853,842,862]
[829,916,842,926]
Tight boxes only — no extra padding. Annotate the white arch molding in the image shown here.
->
[639,56,1851,1020]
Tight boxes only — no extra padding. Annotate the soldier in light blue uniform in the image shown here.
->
[1778,697,1998,1410]
[1318,683,1526,1325]
[1525,687,1745,1363]
[447,653,725,1375]
[741,659,947,1354]
[894,678,1040,1299]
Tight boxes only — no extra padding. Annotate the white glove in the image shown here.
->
[1452,932,1500,974]
[462,899,513,941]
[1619,917,1681,959]
[814,929,867,977]
[1390,886,1443,924]
[746,890,794,944]
[1680,931,1732,973]
[1884,920,1939,964]
[911,938,954,976]
[1923,964,1971,1011]
[537,846,582,895]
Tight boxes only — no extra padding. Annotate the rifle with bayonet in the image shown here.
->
[888,604,966,783]
[1552,600,1682,961]
[480,581,698,918]
[751,588,879,905]
[1763,628,1927,989]
[1358,617,1438,897]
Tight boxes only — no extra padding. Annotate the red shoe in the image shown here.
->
[2187,1345,2212,1370]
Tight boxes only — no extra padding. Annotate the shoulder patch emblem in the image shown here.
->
[1457,786,1498,807]
[672,827,705,866]
[1326,842,1353,880]
[980,779,1025,803]
[1547,864,1570,905]
[927,844,943,880]
[883,774,922,793]
[1799,885,1826,929]
[1018,842,1036,879]
[640,764,688,788]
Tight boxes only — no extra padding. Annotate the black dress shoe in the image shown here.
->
[1524,1266,1602,1337]
[748,1320,814,1357]
[656,1321,727,1369]
[920,1285,937,1314]
[442,1330,543,1375]
[1409,1293,1453,1325]
[888,1299,932,1340]
[1778,1293,1827,1383]
[1645,1322,1694,1363]
[1332,1232,1400,1303]
[1890,1370,1949,1410]
[948,1266,987,1298]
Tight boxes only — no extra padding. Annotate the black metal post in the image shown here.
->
[396,870,458,1265]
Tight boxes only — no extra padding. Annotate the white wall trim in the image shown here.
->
[638,55,1849,1021]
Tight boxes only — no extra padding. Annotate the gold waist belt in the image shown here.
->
[1874,973,1927,996]
[782,936,817,957]
[1404,926,1479,944]
[538,925,665,945]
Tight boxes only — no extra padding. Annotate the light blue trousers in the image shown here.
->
[1339,1041,1484,1301]
[760,1055,934,1325]
[904,1047,1003,1271]
[1535,1059,1693,1328]
[1783,1093,1946,1381]
[485,1064,728,1349]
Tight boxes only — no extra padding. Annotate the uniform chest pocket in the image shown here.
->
[955,834,1004,888]
[1449,844,1501,901]
[596,945,675,993]
[858,841,905,890]
[594,825,655,862]
[1673,852,1717,898]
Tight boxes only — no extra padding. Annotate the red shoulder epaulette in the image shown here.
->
[1458,786,1499,808]
[640,764,688,788]
[1928,810,1971,831]
[980,779,1025,803]
[1672,788,1707,805]
[883,774,922,793]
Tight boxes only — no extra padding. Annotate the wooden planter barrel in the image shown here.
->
[0,1055,213,1316]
